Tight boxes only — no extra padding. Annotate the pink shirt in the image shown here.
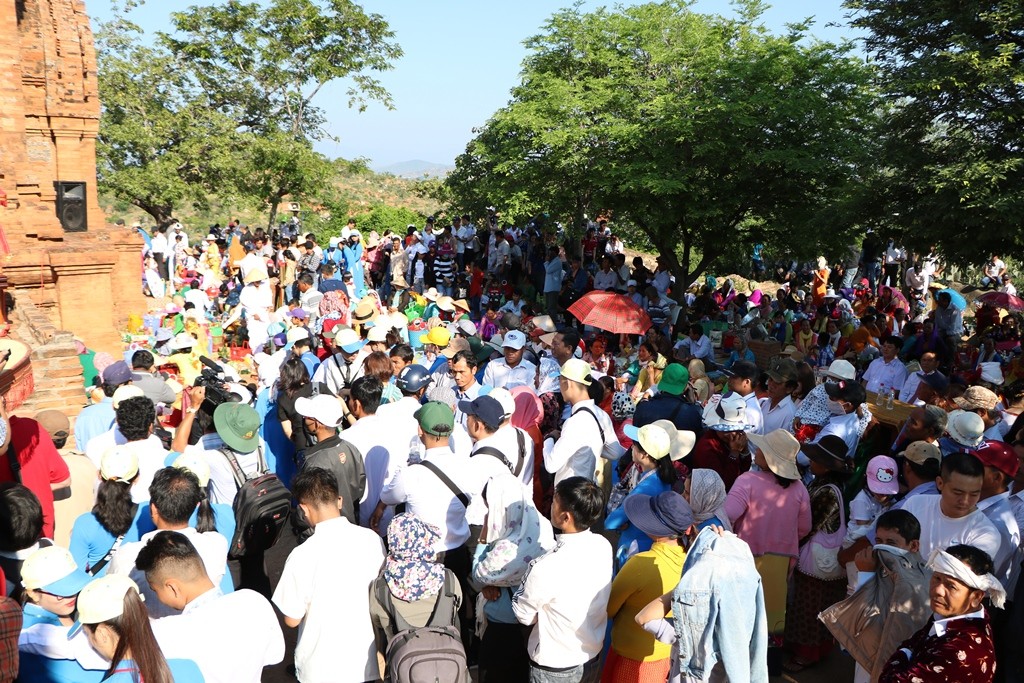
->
[725,470,811,558]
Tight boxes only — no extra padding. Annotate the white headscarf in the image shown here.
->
[472,477,555,588]
[688,469,732,531]
[928,548,1006,609]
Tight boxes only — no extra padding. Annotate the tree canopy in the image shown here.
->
[845,0,1024,264]
[444,0,879,285]
[96,0,401,227]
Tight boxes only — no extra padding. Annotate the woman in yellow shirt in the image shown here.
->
[604,491,692,683]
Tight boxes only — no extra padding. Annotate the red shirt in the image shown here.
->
[687,431,751,492]
[0,417,70,539]
[469,271,484,298]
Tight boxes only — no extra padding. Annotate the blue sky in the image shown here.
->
[88,0,860,168]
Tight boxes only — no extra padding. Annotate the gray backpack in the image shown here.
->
[375,569,468,683]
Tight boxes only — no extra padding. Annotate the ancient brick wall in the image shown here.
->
[0,0,147,353]
[10,297,86,420]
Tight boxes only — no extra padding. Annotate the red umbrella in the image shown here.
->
[976,291,1024,312]
[567,290,653,334]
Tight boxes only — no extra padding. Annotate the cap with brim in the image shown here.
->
[560,358,593,385]
[287,308,309,320]
[102,361,134,386]
[459,395,503,430]
[899,440,941,466]
[213,402,261,453]
[67,574,141,640]
[975,440,1019,479]
[295,394,343,428]
[658,364,689,396]
[468,336,492,363]
[22,546,92,598]
[502,330,527,350]
[35,409,71,441]
[866,455,900,496]
[485,334,505,352]
[800,435,852,473]
[367,326,389,342]
[748,430,802,480]
[702,394,751,432]
[954,386,999,412]
[529,315,556,333]
[101,445,139,482]
[623,423,671,459]
[455,319,477,337]
[650,419,696,461]
[442,337,470,359]
[423,287,439,302]
[781,345,799,357]
[111,385,144,411]
[168,333,196,351]
[424,327,451,348]
[415,401,454,436]
[334,328,367,354]
[767,359,798,384]
[154,328,174,343]
[286,327,309,344]
[624,491,694,538]
[353,302,378,325]
[171,451,212,488]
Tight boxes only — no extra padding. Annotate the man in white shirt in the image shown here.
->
[862,335,908,395]
[982,253,1007,289]
[482,330,537,390]
[312,328,367,394]
[234,243,265,281]
[273,468,385,683]
[379,402,474,556]
[592,257,618,291]
[544,359,625,486]
[107,395,168,503]
[673,324,715,365]
[973,440,1021,590]
[110,468,230,617]
[342,376,412,535]
[486,387,535,489]
[450,350,484,430]
[812,380,867,456]
[139,531,284,683]
[900,452,1001,561]
[726,361,764,435]
[759,359,797,433]
[460,395,522,527]
[513,477,611,681]
[898,352,939,404]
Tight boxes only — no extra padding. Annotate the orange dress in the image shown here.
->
[812,268,829,306]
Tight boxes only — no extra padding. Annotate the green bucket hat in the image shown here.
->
[213,402,261,453]
[467,336,492,364]
[658,363,690,396]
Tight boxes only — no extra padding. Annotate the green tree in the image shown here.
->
[446,1,878,285]
[845,0,1024,264]
[163,0,402,226]
[96,23,240,226]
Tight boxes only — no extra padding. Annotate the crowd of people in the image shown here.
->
[0,212,1021,683]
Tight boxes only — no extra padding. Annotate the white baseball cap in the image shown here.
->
[111,385,144,410]
[22,546,91,597]
[825,359,856,381]
[100,445,139,482]
[502,330,527,350]
[367,325,389,342]
[486,387,516,420]
[295,394,343,428]
[68,574,142,638]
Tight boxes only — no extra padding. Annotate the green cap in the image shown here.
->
[658,363,690,396]
[213,402,261,453]
[414,401,455,437]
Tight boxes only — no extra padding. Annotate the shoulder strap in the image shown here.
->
[472,446,513,474]
[89,503,138,575]
[418,460,469,508]
[575,406,606,444]
[424,569,460,628]
[219,448,248,489]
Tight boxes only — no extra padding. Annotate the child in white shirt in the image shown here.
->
[842,455,898,594]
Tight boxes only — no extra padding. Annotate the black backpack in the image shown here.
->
[375,569,468,683]
[220,446,291,559]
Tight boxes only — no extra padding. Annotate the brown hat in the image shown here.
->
[767,358,799,384]
[34,410,71,442]
[899,440,941,466]
[442,337,470,359]
[954,386,999,412]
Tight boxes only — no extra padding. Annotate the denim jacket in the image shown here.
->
[671,527,769,683]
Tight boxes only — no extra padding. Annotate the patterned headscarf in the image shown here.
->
[472,477,554,587]
[385,513,445,602]
[688,469,732,531]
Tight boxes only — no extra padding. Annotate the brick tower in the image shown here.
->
[0,0,145,353]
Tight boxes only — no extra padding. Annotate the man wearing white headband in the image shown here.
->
[879,544,1001,682]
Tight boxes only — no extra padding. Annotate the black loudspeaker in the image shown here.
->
[54,181,87,232]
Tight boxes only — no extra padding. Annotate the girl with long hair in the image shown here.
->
[77,574,203,682]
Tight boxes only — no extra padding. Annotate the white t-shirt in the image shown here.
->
[272,517,384,683]
[814,412,861,456]
[900,494,1001,561]
[153,588,284,683]
[985,258,1006,278]
[341,414,412,534]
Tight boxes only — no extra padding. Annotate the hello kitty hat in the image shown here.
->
[866,455,899,496]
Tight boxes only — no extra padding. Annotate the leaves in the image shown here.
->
[444,0,877,284]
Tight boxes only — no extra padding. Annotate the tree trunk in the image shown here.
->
[134,198,174,228]
[267,197,280,231]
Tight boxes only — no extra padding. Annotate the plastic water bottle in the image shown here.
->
[886,388,895,410]
[876,384,886,406]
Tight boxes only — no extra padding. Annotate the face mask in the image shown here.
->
[873,543,910,558]
[827,400,847,416]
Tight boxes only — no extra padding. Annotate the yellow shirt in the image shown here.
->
[607,540,685,662]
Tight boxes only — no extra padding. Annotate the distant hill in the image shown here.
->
[373,159,453,179]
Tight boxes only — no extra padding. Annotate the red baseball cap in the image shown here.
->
[975,440,1019,479]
